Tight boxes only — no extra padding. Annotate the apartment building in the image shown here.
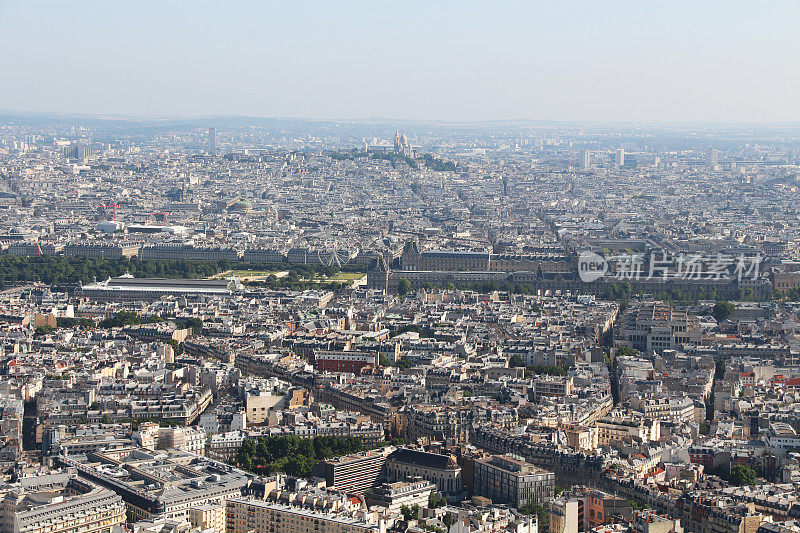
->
[63,242,140,259]
[473,454,555,508]
[549,499,579,533]
[587,490,632,529]
[366,477,435,512]
[189,504,226,533]
[632,510,683,533]
[616,302,701,354]
[139,244,240,261]
[0,475,125,533]
[242,248,286,263]
[312,351,378,374]
[596,413,660,447]
[225,498,386,533]
[534,376,575,400]
[57,448,253,523]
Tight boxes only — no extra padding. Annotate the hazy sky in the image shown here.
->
[1,1,798,123]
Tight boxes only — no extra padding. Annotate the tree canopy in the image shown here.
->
[99,311,162,328]
[398,278,412,295]
[615,346,638,358]
[0,255,364,286]
[509,354,525,368]
[712,301,735,322]
[524,364,569,377]
[400,504,421,521]
[236,435,367,478]
[730,464,757,486]
[519,503,548,533]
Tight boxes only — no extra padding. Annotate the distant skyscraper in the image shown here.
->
[208,127,216,154]
[615,148,625,167]
[708,148,719,166]
[580,149,591,169]
[62,145,92,160]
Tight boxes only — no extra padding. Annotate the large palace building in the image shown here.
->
[367,240,772,299]
[399,240,572,274]
[367,241,573,293]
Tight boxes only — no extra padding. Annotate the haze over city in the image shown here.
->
[1,1,799,122]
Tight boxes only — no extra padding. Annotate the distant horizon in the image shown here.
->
[2,108,800,128]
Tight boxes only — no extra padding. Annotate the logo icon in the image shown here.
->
[578,251,608,282]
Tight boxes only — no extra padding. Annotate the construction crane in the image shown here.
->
[100,203,119,221]
[149,211,171,224]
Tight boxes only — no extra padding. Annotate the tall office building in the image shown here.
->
[580,149,591,169]
[614,148,625,167]
[208,127,216,154]
[62,145,93,160]
[708,148,719,166]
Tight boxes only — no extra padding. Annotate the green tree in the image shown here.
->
[238,453,252,471]
[730,464,757,486]
[236,435,368,476]
[395,356,414,370]
[509,354,525,368]
[715,358,726,379]
[712,301,735,322]
[428,493,447,509]
[615,346,638,358]
[518,503,548,533]
[169,339,184,356]
[524,364,568,378]
[34,325,55,336]
[400,504,420,521]
[284,455,313,477]
[99,311,144,328]
[398,278,412,296]
[182,317,203,333]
